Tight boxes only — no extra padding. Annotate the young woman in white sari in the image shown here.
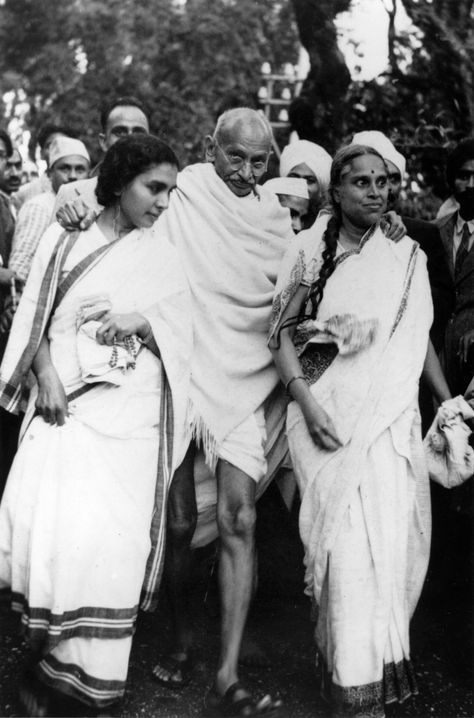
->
[269,145,450,718]
[0,135,191,716]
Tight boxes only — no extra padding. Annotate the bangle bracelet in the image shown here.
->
[285,375,306,394]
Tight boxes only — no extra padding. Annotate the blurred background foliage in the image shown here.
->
[0,0,472,218]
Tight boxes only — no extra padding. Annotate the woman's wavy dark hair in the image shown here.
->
[276,144,385,342]
[96,135,179,207]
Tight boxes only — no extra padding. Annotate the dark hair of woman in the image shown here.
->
[96,135,179,207]
[276,144,386,343]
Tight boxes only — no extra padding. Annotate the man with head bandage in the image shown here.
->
[279,139,332,228]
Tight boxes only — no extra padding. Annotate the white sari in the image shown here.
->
[270,215,433,717]
[0,222,191,708]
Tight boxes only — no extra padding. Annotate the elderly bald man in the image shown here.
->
[149,108,291,715]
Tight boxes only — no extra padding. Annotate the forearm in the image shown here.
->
[32,334,55,381]
[422,339,451,403]
[270,332,314,411]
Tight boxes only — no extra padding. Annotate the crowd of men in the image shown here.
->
[0,96,473,715]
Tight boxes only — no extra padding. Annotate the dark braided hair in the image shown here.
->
[275,144,385,343]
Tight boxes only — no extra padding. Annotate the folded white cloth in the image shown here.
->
[76,320,140,386]
[297,313,378,356]
[424,396,474,488]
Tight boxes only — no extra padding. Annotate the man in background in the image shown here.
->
[54,96,150,220]
[8,137,90,287]
[279,139,332,228]
[264,176,309,234]
[436,137,474,396]
[13,123,78,210]
[1,147,23,207]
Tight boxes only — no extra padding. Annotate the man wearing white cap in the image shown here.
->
[263,176,309,233]
[279,139,332,228]
[7,137,90,285]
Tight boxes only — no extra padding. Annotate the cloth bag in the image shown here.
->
[423,396,474,488]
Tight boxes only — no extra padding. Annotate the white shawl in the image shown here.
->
[157,162,293,460]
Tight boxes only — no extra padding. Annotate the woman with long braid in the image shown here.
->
[269,145,450,717]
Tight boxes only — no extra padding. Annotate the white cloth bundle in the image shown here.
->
[424,396,474,488]
[76,320,140,386]
[297,313,378,356]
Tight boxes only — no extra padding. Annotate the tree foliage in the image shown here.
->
[291,0,473,215]
[0,0,299,164]
[0,0,471,213]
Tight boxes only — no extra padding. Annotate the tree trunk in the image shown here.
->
[402,0,474,133]
[290,0,352,149]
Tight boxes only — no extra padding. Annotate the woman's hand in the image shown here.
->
[36,367,68,426]
[302,399,342,451]
[95,312,150,345]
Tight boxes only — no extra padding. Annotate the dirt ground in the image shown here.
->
[0,483,472,718]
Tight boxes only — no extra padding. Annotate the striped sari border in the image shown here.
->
[38,653,125,708]
[390,243,418,338]
[0,231,119,415]
[12,593,137,648]
[0,230,78,412]
[52,238,120,313]
[141,369,174,611]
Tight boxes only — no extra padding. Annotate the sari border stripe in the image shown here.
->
[11,592,137,648]
[140,370,174,611]
[390,243,419,338]
[322,656,418,716]
[38,653,125,708]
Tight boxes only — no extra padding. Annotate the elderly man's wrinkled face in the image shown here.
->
[206,122,271,197]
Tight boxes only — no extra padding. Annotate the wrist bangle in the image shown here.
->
[285,375,306,394]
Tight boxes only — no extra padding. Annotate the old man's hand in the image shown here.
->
[383,211,406,243]
[56,198,97,231]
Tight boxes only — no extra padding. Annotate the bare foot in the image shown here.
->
[151,650,194,688]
